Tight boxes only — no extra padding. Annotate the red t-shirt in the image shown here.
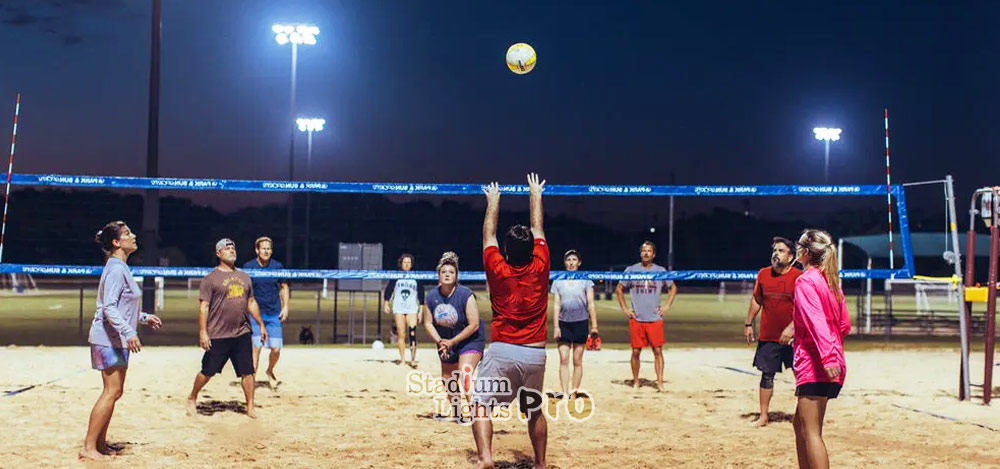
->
[483,238,550,344]
[753,266,802,342]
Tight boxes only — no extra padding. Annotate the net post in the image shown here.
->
[78,284,85,345]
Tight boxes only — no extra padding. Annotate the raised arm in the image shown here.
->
[483,182,500,250]
[527,173,545,239]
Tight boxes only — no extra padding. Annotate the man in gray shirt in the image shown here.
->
[615,241,677,392]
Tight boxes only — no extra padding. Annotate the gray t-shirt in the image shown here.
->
[550,279,594,322]
[622,263,672,322]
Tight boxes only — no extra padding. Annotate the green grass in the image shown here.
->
[0,287,992,347]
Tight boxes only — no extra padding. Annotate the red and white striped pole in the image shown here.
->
[0,93,20,264]
[885,108,894,275]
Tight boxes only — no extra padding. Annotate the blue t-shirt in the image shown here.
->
[243,258,286,315]
[425,284,484,343]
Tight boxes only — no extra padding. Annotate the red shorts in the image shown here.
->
[629,319,665,348]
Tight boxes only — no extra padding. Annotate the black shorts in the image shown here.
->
[795,382,842,399]
[752,341,793,374]
[558,320,589,345]
[201,333,254,377]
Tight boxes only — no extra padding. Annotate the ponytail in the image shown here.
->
[821,244,842,302]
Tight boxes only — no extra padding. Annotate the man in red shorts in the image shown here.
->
[616,241,677,392]
[472,173,549,469]
[743,236,801,426]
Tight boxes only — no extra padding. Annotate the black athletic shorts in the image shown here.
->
[201,333,254,377]
[752,341,793,374]
[795,382,842,399]
[558,320,590,345]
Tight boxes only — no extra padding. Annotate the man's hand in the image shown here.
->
[656,305,668,317]
[260,327,269,344]
[744,325,755,346]
[779,326,794,345]
[527,172,545,196]
[126,336,142,353]
[824,366,842,381]
[624,308,636,319]
[199,331,211,351]
[145,315,162,330]
[484,182,500,205]
[279,306,289,322]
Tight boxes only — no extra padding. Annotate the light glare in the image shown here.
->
[813,127,842,142]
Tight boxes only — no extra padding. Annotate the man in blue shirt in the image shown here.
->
[243,236,289,383]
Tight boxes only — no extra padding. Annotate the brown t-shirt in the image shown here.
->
[199,268,253,339]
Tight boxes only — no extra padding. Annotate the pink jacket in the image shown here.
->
[792,267,851,386]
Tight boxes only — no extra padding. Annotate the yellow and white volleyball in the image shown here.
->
[506,42,536,75]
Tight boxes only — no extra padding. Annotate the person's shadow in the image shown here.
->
[196,400,254,416]
[741,411,794,423]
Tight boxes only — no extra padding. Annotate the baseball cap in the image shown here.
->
[215,238,235,252]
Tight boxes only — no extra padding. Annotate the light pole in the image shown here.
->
[296,117,325,269]
[273,23,319,266]
[813,127,841,184]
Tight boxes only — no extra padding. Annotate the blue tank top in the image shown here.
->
[425,284,484,342]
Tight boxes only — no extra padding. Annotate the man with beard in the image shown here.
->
[743,236,801,427]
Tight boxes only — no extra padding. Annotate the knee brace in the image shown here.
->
[760,372,775,389]
[408,326,417,347]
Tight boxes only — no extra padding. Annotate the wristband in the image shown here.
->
[744,323,753,327]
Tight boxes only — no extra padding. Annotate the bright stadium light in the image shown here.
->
[813,127,842,141]
[273,23,319,45]
[813,127,842,184]
[296,118,326,132]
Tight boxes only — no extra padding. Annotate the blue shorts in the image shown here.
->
[251,314,284,348]
[440,336,486,364]
[90,344,129,370]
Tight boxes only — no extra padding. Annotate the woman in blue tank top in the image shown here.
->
[423,252,485,420]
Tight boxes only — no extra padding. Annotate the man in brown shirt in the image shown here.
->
[186,238,268,419]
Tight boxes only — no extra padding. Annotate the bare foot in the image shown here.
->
[632,381,640,390]
[78,448,107,460]
[246,405,257,419]
[266,370,278,383]
[186,398,197,416]
[472,458,494,469]
[752,417,769,427]
[656,383,665,393]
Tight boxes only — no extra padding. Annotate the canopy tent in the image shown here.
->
[841,232,991,259]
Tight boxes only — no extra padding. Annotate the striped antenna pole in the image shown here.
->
[885,108,894,274]
[0,93,20,264]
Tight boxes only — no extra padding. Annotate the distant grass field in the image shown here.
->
[2,284,993,347]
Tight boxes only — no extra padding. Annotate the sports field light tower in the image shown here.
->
[296,118,325,269]
[813,127,841,185]
[273,23,319,266]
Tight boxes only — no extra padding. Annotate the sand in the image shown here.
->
[1,345,998,468]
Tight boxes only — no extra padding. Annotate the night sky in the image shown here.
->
[0,1,997,218]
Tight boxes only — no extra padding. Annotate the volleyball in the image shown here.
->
[433,304,459,327]
[371,340,384,350]
[506,42,536,75]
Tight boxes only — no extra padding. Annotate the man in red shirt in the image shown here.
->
[472,173,549,469]
[743,236,801,427]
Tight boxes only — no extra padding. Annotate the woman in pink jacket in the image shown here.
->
[792,229,850,469]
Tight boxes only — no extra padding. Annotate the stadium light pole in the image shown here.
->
[296,118,325,269]
[274,23,319,266]
[813,127,841,184]
[141,0,162,316]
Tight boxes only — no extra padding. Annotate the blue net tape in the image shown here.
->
[3,173,895,197]
[0,264,909,280]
